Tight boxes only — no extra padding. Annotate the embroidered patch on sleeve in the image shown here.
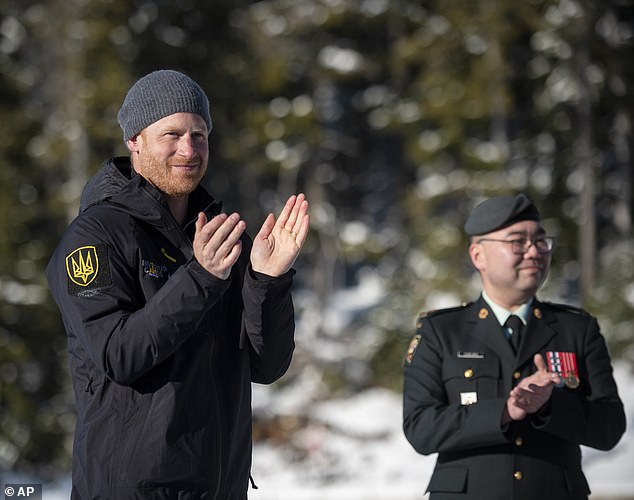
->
[404,334,421,365]
[66,244,112,295]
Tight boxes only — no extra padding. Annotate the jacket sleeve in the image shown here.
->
[402,317,510,455]
[533,316,626,450]
[241,268,296,384]
[46,212,231,386]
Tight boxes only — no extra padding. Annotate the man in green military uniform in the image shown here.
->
[403,193,625,499]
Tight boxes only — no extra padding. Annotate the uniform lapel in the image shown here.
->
[516,299,557,366]
[467,297,516,363]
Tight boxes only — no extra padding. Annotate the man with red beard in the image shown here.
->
[403,194,625,500]
[46,70,309,499]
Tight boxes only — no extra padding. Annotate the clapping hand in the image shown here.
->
[250,194,310,277]
[503,353,561,423]
[193,212,247,280]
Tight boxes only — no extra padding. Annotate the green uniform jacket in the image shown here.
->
[403,296,625,500]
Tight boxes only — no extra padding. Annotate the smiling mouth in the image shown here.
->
[519,264,544,273]
[170,164,200,172]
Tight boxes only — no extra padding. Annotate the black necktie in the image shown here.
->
[505,315,523,353]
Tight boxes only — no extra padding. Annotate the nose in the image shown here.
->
[176,135,196,158]
[523,240,541,257]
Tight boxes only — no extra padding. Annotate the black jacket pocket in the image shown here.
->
[427,465,468,493]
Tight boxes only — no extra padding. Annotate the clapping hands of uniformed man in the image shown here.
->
[193,194,310,280]
[503,353,561,423]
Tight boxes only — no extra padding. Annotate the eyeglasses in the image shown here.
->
[476,236,555,255]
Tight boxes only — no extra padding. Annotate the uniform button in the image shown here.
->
[513,371,521,380]
[514,471,523,480]
[514,437,523,446]
[464,369,474,378]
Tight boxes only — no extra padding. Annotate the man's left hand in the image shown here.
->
[250,193,310,277]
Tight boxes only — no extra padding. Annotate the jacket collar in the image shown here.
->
[467,296,556,367]
[80,156,222,228]
[481,290,532,327]
[518,298,557,366]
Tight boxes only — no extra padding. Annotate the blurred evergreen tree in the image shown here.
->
[1,1,71,474]
[366,0,634,384]
[225,0,634,388]
[0,0,133,475]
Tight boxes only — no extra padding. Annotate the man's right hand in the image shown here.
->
[193,212,246,280]
[501,353,560,424]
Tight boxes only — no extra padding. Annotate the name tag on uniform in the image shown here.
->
[457,351,485,359]
[460,392,478,405]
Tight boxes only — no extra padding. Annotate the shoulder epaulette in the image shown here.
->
[415,303,472,328]
[542,301,591,316]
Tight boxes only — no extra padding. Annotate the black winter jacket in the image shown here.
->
[46,157,296,499]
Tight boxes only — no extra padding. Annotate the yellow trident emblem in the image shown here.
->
[66,246,99,287]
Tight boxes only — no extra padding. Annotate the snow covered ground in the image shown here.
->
[248,363,634,500]
[7,362,632,500]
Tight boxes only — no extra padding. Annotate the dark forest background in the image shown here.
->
[1,0,632,477]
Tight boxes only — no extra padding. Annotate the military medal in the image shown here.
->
[564,372,580,389]
[546,351,580,388]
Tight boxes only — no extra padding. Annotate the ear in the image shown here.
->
[469,241,485,271]
[126,134,140,154]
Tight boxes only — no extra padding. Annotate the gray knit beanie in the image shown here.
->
[117,69,212,141]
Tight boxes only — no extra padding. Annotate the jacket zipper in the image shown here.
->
[140,188,225,496]
[182,200,222,235]
[210,334,224,500]
[181,200,225,498]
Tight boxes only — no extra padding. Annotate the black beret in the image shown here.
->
[464,194,540,236]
